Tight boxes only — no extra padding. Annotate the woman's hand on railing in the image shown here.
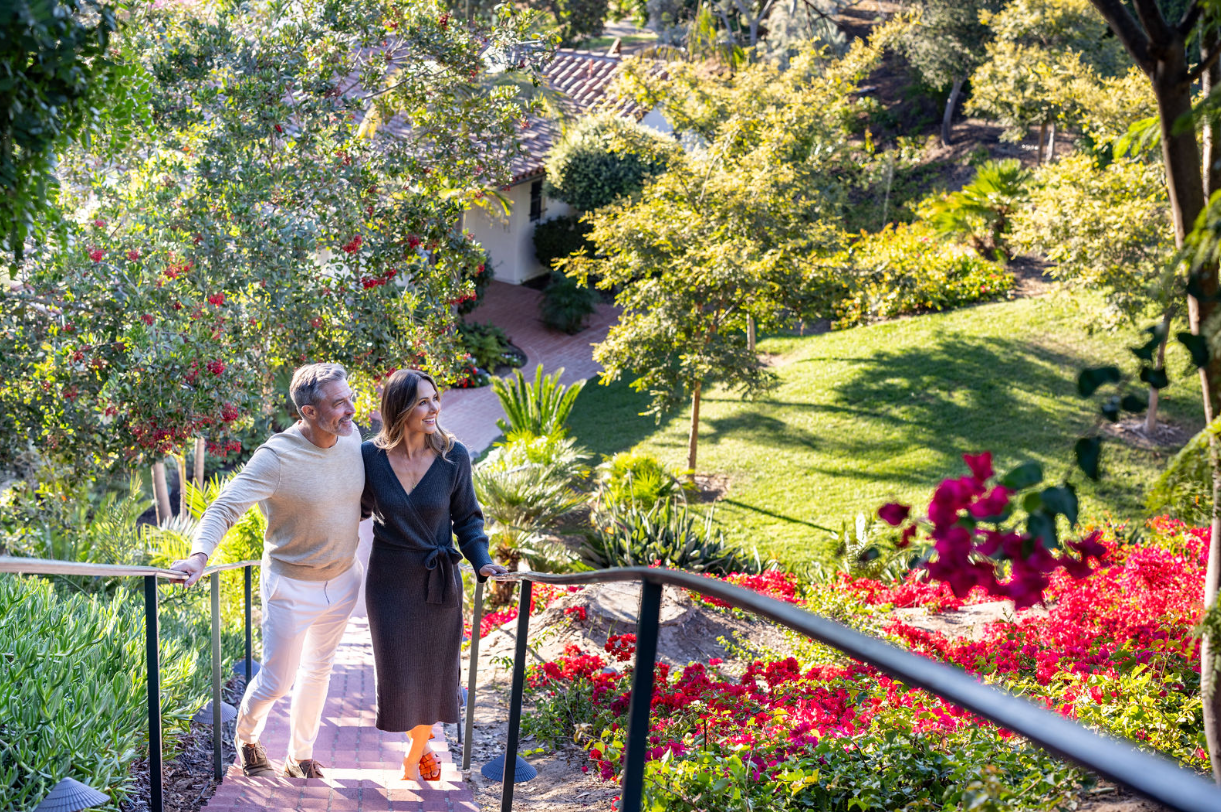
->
[170,553,208,587]
[479,563,509,578]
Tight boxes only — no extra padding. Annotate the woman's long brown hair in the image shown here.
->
[372,369,454,458]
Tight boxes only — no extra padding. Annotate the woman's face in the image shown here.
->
[404,379,441,435]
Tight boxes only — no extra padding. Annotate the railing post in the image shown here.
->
[620,579,662,812]
[244,565,253,685]
[463,578,484,773]
[144,575,164,812]
[210,571,223,780]
[500,579,532,812]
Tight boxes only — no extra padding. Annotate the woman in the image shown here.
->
[360,369,507,783]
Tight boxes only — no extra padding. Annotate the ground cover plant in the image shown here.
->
[521,518,1209,810]
[566,295,1202,568]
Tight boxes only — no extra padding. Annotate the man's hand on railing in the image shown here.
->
[170,552,208,587]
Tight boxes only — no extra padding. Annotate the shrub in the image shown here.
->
[825,223,1014,329]
[0,576,248,810]
[457,321,524,373]
[456,249,494,316]
[541,272,597,334]
[544,114,677,212]
[533,214,594,270]
[474,435,588,594]
[492,363,585,438]
[920,158,1032,258]
[582,500,760,574]
[594,451,689,510]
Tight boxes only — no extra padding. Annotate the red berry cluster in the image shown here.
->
[360,269,398,289]
[341,234,363,254]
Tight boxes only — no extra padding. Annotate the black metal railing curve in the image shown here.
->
[468,567,1221,812]
[0,555,261,812]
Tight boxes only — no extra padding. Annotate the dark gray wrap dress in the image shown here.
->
[360,440,493,732]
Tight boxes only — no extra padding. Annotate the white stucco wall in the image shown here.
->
[464,179,572,285]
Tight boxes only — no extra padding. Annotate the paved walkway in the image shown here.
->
[441,280,619,455]
[202,281,618,812]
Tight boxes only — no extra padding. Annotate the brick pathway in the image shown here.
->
[442,280,619,455]
[201,618,474,812]
[203,282,618,811]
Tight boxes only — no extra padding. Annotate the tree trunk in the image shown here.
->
[941,77,964,147]
[1036,121,1048,164]
[176,455,188,518]
[193,437,206,490]
[1046,120,1056,162]
[747,316,756,353]
[1144,308,1173,435]
[152,462,171,525]
[686,381,702,483]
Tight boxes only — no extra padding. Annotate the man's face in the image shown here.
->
[302,379,356,436]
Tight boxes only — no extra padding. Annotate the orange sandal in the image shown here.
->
[419,750,441,781]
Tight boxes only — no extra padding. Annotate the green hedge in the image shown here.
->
[544,114,677,212]
[825,224,1015,329]
[0,576,249,810]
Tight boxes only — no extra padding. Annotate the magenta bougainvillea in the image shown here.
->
[878,452,1107,608]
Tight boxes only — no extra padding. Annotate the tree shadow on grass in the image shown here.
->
[791,333,1105,487]
[567,377,670,460]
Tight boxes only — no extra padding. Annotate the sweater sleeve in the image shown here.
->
[450,447,494,579]
[190,447,281,559]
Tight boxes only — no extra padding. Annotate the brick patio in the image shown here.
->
[203,280,618,811]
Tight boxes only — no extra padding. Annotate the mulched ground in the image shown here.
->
[120,674,246,812]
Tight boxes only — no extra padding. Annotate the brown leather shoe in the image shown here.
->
[284,758,325,779]
[239,742,275,777]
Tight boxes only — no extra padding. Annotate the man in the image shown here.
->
[171,363,364,779]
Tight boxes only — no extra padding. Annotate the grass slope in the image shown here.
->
[566,295,1203,567]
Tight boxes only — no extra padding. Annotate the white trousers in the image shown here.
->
[235,561,362,761]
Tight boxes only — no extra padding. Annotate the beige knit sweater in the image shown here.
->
[191,424,365,581]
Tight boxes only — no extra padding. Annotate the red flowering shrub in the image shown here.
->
[523,519,1209,809]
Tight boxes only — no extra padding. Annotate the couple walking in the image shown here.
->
[171,363,506,783]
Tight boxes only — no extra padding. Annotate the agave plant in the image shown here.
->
[582,500,761,575]
[922,159,1032,259]
[492,363,585,438]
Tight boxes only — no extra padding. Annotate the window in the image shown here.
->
[529,180,545,222]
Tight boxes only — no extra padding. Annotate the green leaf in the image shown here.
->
[1177,331,1211,368]
[1130,324,1166,362]
[1075,437,1102,481]
[1139,366,1170,390]
[1076,365,1121,397]
[1026,510,1057,548]
[1120,393,1148,413]
[1040,485,1078,525]
[1000,461,1043,490]
[1101,396,1119,422]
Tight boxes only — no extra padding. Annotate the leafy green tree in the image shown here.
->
[895,0,1003,146]
[544,0,610,45]
[0,0,544,487]
[968,0,1128,161]
[0,0,151,262]
[566,42,887,477]
[545,113,678,211]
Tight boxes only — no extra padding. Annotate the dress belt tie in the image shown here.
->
[423,545,464,605]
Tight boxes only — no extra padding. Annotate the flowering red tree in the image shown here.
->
[878,452,1107,609]
[0,0,549,486]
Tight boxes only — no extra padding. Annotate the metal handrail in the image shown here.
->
[0,555,262,811]
[468,567,1221,812]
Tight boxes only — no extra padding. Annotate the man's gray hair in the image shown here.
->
[290,363,349,415]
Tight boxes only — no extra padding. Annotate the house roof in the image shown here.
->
[506,46,658,185]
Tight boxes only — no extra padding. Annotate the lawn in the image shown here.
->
[566,294,1205,568]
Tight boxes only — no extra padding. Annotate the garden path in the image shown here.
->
[439,280,619,455]
[200,617,473,812]
[203,281,617,811]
